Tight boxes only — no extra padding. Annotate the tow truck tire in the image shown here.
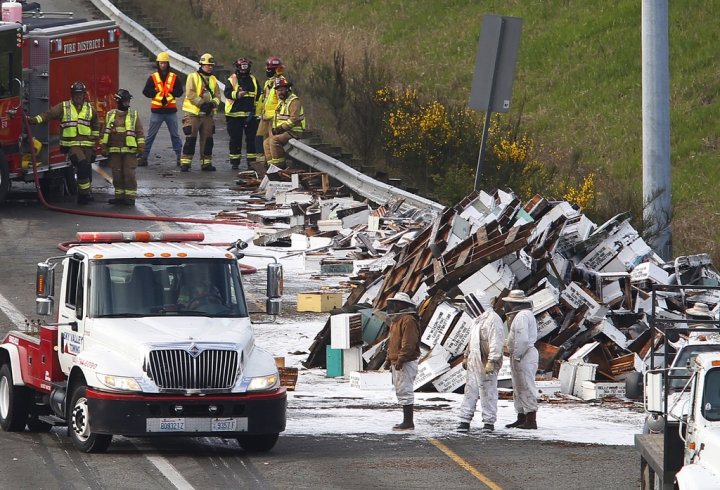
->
[0,364,29,432]
[26,412,53,432]
[0,150,9,204]
[625,372,643,400]
[69,385,112,453]
[236,433,279,452]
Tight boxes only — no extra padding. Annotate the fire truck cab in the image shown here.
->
[0,12,119,203]
[0,232,286,453]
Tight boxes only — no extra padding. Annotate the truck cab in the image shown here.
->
[0,232,286,453]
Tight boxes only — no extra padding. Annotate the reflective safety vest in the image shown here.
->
[261,77,284,119]
[60,101,94,146]
[101,109,139,152]
[151,72,178,109]
[182,72,218,115]
[225,74,259,117]
[273,93,305,133]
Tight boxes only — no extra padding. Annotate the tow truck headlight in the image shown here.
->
[97,373,141,391]
[247,374,279,392]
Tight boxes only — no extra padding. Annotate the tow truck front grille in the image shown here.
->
[146,350,239,390]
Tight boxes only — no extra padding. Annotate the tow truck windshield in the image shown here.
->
[87,259,248,317]
[703,368,720,421]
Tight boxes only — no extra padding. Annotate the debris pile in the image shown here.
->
[301,189,720,400]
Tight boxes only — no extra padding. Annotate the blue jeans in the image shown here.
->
[143,112,183,158]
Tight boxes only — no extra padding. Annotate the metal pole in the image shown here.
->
[474,19,506,191]
[642,0,672,260]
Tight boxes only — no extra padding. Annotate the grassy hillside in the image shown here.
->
[127,0,720,258]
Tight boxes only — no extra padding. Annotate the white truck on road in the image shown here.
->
[0,231,286,453]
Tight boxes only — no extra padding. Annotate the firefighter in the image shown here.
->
[140,52,184,167]
[504,289,539,430]
[263,77,305,169]
[255,56,285,165]
[457,290,504,433]
[29,81,100,205]
[180,53,222,172]
[100,89,145,206]
[382,292,421,431]
[225,57,260,170]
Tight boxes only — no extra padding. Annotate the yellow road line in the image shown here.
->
[428,438,503,490]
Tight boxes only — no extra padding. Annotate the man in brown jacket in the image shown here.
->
[383,292,422,431]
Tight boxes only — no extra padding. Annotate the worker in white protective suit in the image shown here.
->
[504,289,539,430]
[457,290,504,433]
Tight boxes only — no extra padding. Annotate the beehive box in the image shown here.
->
[297,292,343,312]
[349,371,392,390]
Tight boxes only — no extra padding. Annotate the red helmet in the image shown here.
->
[266,56,284,71]
[274,77,291,89]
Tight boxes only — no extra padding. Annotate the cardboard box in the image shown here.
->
[349,371,393,390]
[297,292,343,312]
[580,381,626,400]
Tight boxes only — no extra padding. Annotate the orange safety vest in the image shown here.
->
[151,72,178,109]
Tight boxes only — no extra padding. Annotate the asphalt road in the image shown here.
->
[0,1,642,488]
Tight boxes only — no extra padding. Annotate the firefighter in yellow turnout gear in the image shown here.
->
[100,89,145,206]
[29,81,100,205]
[180,53,222,172]
[263,77,305,169]
[255,56,285,164]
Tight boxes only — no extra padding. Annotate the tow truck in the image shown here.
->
[0,5,119,203]
[634,285,720,488]
[0,231,286,453]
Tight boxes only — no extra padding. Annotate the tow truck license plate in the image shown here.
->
[212,418,241,432]
[157,418,185,432]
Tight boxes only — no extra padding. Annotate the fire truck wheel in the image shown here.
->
[0,364,29,432]
[0,151,9,204]
[69,385,112,453]
[236,433,279,452]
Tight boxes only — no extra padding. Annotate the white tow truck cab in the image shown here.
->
[0,231,286,453]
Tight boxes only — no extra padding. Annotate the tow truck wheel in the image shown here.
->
[69,386,112,453]
[0,151,9,204]
[236,433,279,452]
[0,364,29,432]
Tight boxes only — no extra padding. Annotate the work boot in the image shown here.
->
[137,156,148,167]
[230,158,240,170]
[108,197,125,204]
[518,411,537,430]
[456,422,470,433]
[393,404,414,431]
[505,413,526,428]
[201,165,217,172]
[123,199,135,206]
[77,194,90,205]
[85,194,95,203]
[481,424,494,432]
[180,164,190,172]
[176,157,181,166]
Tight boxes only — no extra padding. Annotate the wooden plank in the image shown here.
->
[537,342,561,372]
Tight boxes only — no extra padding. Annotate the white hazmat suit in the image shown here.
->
[458,292,505,427]
[507,308,539,415]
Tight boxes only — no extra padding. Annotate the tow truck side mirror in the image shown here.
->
[646,372,665,413]
[266,263,283,316]
[36,262,55,316]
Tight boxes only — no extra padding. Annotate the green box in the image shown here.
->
[326,346,344,377]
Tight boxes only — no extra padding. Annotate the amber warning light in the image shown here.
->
[76,232,205,243]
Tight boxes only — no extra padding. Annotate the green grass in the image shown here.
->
[126,0,720,256]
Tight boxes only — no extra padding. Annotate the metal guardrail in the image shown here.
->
[286,139,445,212]
[88,0,225,91]
[91,0,443,212]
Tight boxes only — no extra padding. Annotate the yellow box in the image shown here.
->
[297,292,343,312]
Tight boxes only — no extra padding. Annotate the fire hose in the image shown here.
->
[21,110,258,273]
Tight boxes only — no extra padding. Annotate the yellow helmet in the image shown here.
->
[199,53,215,66]
[156,52,170,62]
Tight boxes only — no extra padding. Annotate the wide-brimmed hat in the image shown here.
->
[387,292,415,306]
[504,289,532,304]
[686,303,715,319]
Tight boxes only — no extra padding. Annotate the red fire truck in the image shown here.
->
[0,13,119,203]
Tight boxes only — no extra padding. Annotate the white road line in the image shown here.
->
[136,450,195,490]
[0,290,29,328]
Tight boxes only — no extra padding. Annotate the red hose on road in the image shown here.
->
[21,110,257,228]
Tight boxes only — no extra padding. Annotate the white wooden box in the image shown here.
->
[432,364,467,393]
[349,371,393,390]
[580,381,626,400]
[342,346,363,376]
[330,314,352,349]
